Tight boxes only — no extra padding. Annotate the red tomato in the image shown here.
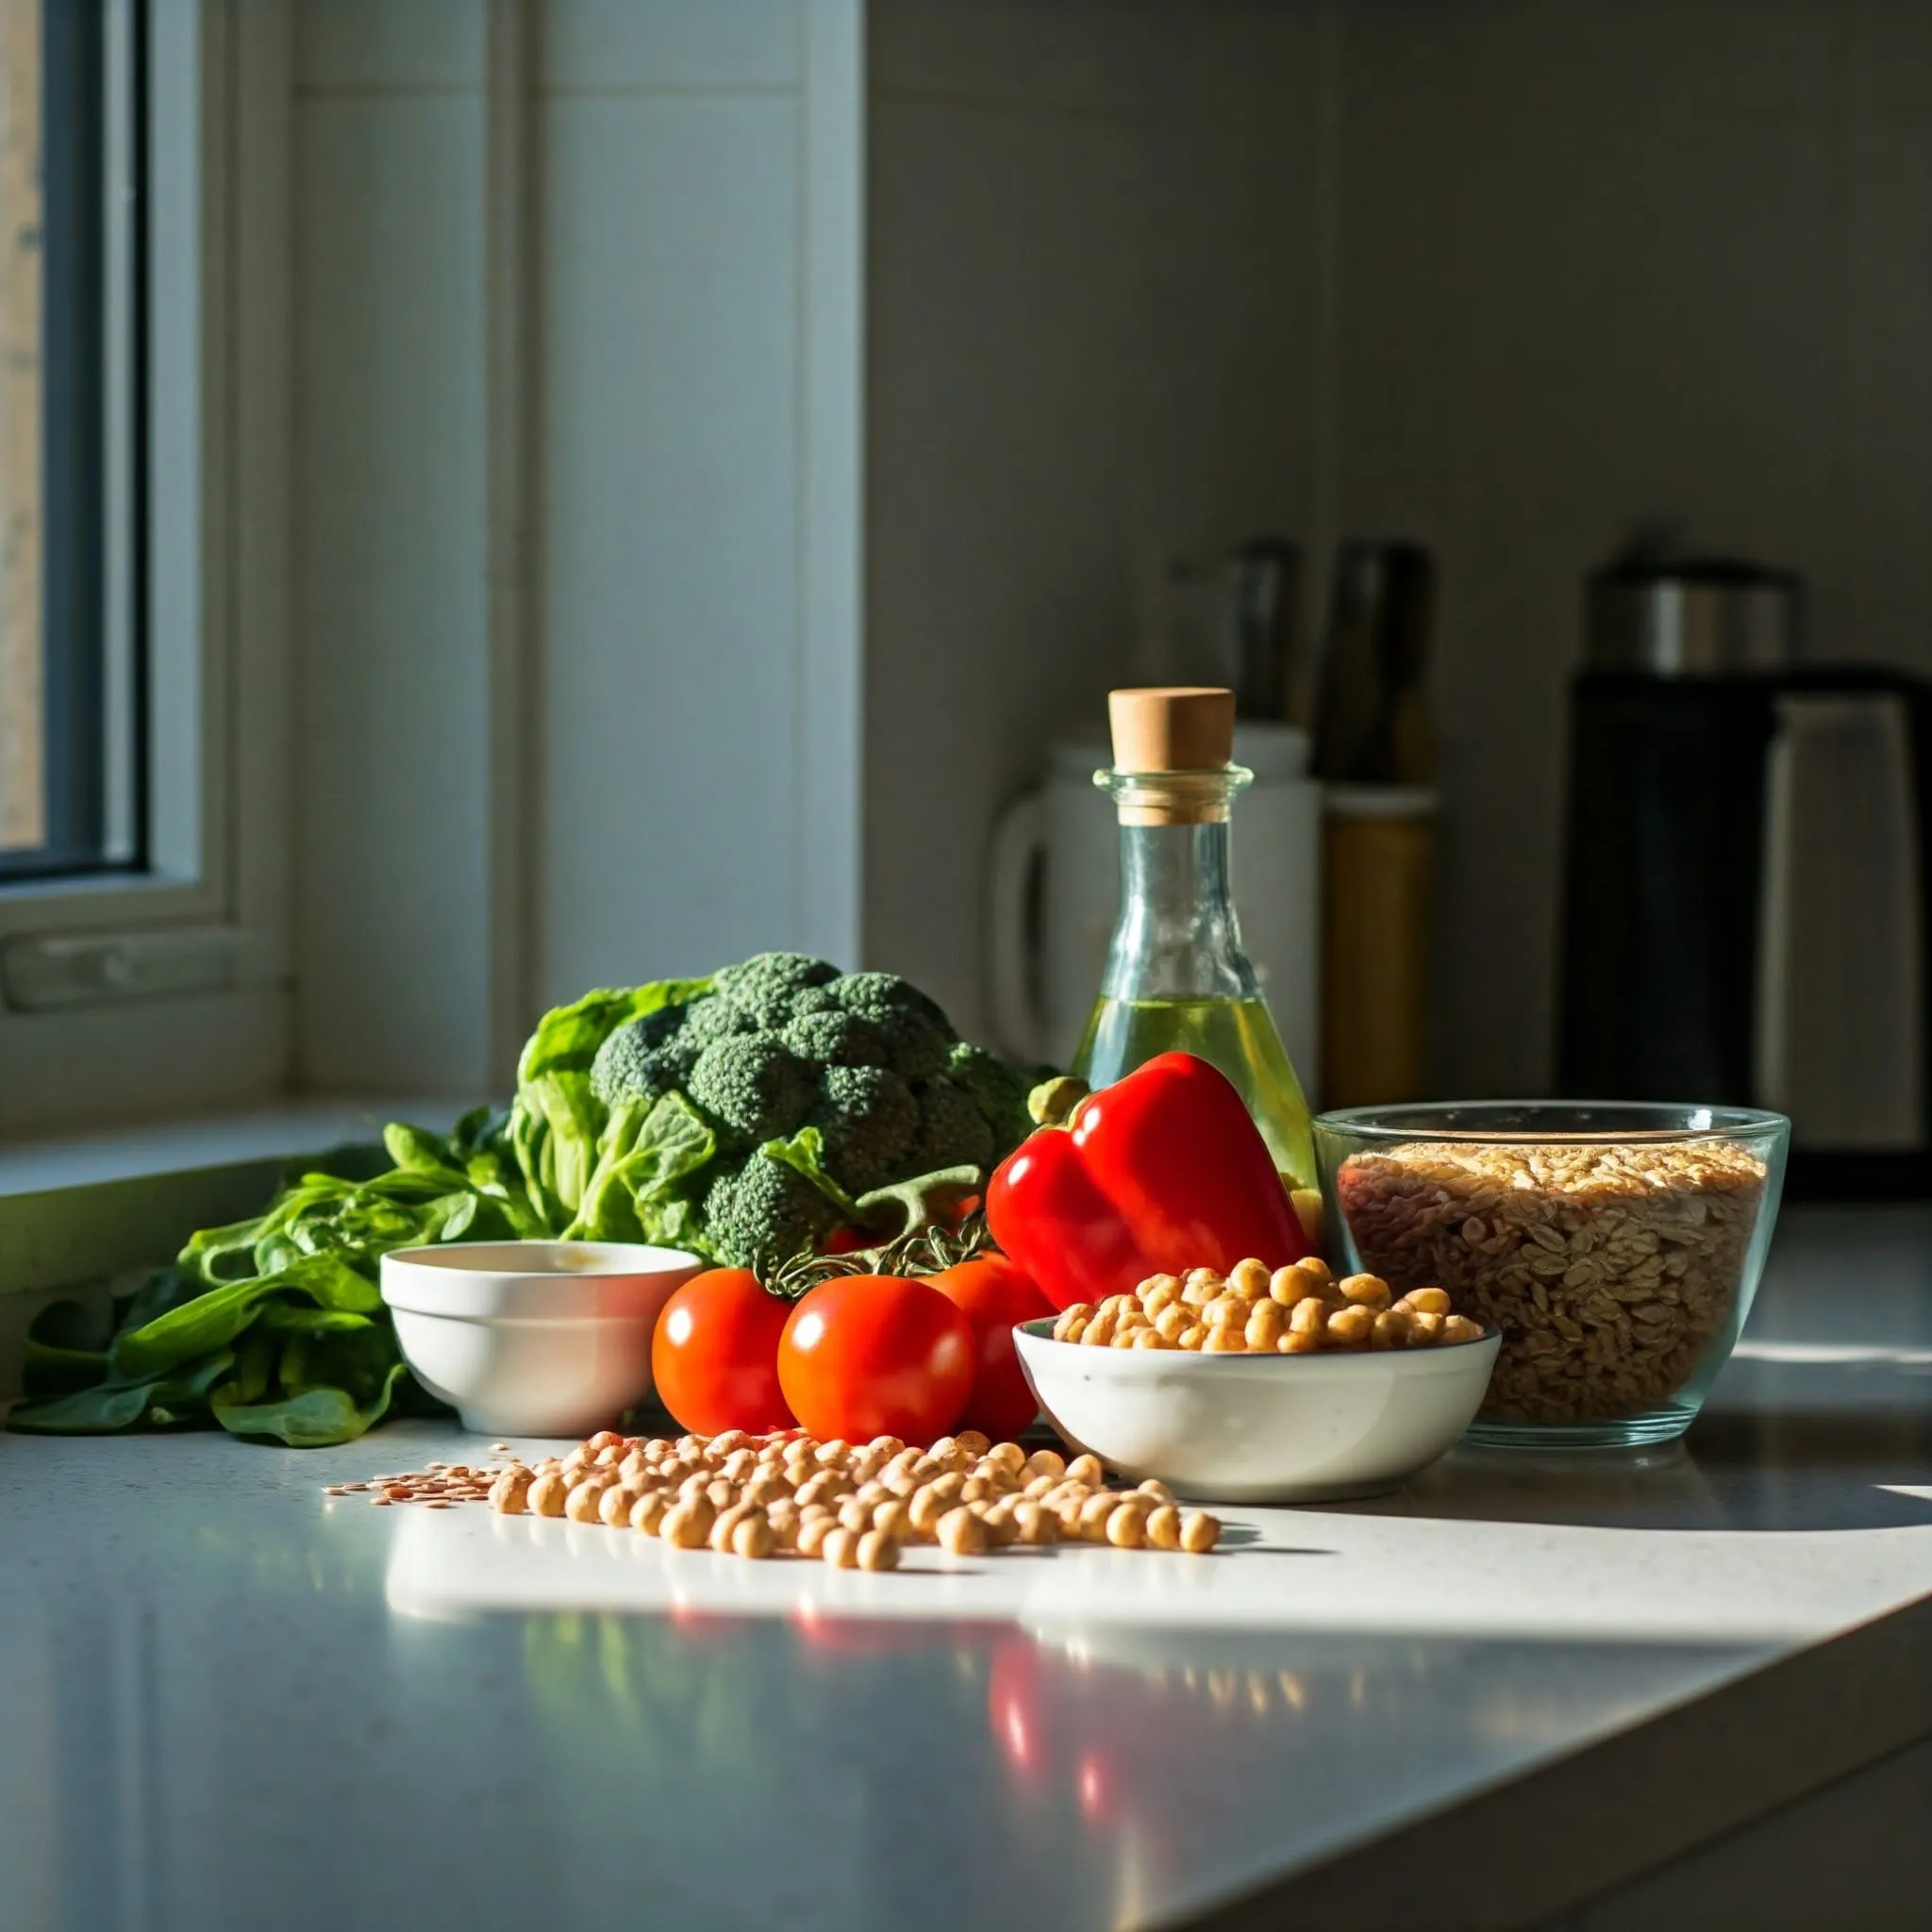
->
[777,1274,974,1446]
[652,1268,796,1436]
[927,1255,1054,1441]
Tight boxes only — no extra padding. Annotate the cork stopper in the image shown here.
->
[1105,688,1238,824]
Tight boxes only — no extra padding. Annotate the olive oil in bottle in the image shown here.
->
[1071,689,1317,1191]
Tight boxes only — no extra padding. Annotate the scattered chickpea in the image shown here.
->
[709,1503,758,1553]
[662,1499,712,1549]
[1182,1267,1224,1304]
[1244,1301,1286,1351]
[1180,1511,1222,1555]
[1228,1257,1273,1299]
[1373,1306,1414,1350]
[765,1501,802,1551]
[820,1526,861,1570]
[955,1430,991,1459]
[732,1513,776,1560]
[490,1466,534,1513]
[1399,1286,1451,1317]
[1137,1479,1174,1505]
[937,1507,988,1556]
[855,1529,901,1572]
[1278,1328,1320,1354]
[1178,1324,1208,1350]
[1076,1493,1121,1541]
[796,1514,836,1559]
[564,1477,612,1523]
[1107,1503,1148,1549]
[1011,1502,1058,1546]
[1340,1274,1393,1310]
[1441,1313,1485,1345]
[1024,1449,1066,1482]
[1407,1309,1445,1344]
[908,1485,953,1537]
[631,1491,671,1535]
[1145,1505,1183,1550]
[526,1470,570,1518]
[599,1484,642,1528]
[872,1499,911,1541]
[1324,1305,1374,1348]
[1204,1327,1245,1353]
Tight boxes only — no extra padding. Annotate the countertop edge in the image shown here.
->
[1186,1591,1932,1932]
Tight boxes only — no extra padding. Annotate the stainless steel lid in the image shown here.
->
[1587,559,1802,675]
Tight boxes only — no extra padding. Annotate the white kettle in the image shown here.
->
[986,724,1322,1081]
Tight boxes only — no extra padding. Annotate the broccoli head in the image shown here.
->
[683,995,764,1045]
[781,1003,892,1069]
[905,1074,996,1174]
[830,972,956,1080]
[702,1152,839,1273]
[944,1041,1034,1160]
[684,1033,815,1148]
[590,1007,701,1109]
[709,952,841,1029]
[810,1064,920,1193]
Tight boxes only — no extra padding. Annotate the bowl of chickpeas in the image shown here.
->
[1011,1257,1500,1503]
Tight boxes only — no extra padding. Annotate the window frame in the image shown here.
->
[0,0,291,1135]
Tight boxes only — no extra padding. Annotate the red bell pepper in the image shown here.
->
[985,1052,1310,1310]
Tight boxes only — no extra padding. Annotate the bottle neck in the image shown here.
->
[1100,817,1260,1002]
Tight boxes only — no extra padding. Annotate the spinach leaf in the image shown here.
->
[212,1358,411,1447]
[566,1091,717,1242]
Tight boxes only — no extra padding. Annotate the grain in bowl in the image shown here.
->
[1314,1104,1788,1447]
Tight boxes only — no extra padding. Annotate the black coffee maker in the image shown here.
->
[1557,556,1932,1196]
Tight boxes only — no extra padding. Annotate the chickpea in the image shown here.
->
[1065,1454,1105,1487]
[1082,1307,1119,1346]
[705,1429,746,1457]
[561,1446,591,1474]
[1297,1257,1335,1291]
[674,1434,707,1460]
[1440,1314,1485,1345]
[1024,1448,1066,1482]
[1107,1503,1148,1549]
[1076,1493,1120,1541]
[1140,1274,1183,1314]
[794,1473,847,1509]
[1277,1293,1324,1339]
[925,1471,966,1508]
[907,1485,952,1537]
[1278,1328,1320,1353]
[599,1484,642,1528]
[937,1507,988,1556]
[766,1500,802,1550]
[1021,1474,1057,1502]
[1372,1306,1414,1350]
[796,1514,836,1559]
[526,1470,570,1518]
[1137,1479,1175,1506]
[1154,1302,1191,1342]
[1204,1327,1245,1353]
[850,1480,888,1509]
[565,1476,613,1523]
[630,1491,671,1535]
[1400,1287,1452,1317]
[1244,1301,1286,1351]
[908,1456,943,1487]
[869,1434,908,1459]
[709,1503,757,1553]
[592,1443,625,1469]
[1145,1505,1183,1550]
[618,1451,650,1486]
[1202,1294,1245,1331]
[661,1498,713,1549]
[705,1478,741,1512]
[1130,1326,1171,1350]
[1325,1305,1374,1348]
[1228,1257,1273,1299]
[819,1526,861,1570]
[1178,1324,1208,1350]
[1407,1309,1445,1345]
[1011,1502,1058,1546]
[872,1499,911,1541]
[1180,1510,1222,1555]
[815,1440,853,1469]
[732,1513,776,1560]
[956,1474,991,1503]
[1060,1314,1091,1342]
[721,1448,758,1481]
[954,1430,992,1460]
[839,1496,874,1534]
[1109,1324,1145,1349]
[490,1466,534,1514]
[847,1451,888,1486]
[1052,1303,1092,1342]
[1053,1497,1090,1536]
[1340,1274,1392,1310]
[926,1436,962,1469]
[856,1529,901,1572]
[1182,1267,1224,1306]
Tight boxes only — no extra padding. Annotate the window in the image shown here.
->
[0,0,142,882]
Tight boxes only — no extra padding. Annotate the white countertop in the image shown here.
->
[5,1205,1932,1930]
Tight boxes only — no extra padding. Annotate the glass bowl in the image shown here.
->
[1311,1102,1790,1449]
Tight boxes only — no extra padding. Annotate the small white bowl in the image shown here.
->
[380,1241,701,1438]
[1012,1318,1501,1504]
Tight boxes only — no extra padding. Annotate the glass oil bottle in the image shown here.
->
[1072,687,1317,1191]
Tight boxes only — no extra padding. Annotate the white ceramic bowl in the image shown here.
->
[1012,1318,1501,1504]
[380,1241,701,1438]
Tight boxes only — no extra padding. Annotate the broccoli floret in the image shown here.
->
[710,952,841,1029]
[905,1074,996,1174]
[945,1041,1034,1160]
[702,1153,839,1274]
[590,1008,703,1108]
[683,995,763,1045]
[810,1064,920,1192]
[831,972,956,1080]
[781,1004,892,1069]
[685,1034,815,1149]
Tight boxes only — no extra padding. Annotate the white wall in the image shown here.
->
[290,0,862,1096]
[864,0,1333,1045]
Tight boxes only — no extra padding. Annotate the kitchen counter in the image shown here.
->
[7,1206,1932,1931]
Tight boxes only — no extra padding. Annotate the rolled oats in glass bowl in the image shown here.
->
[1312,1104,1790,1448]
